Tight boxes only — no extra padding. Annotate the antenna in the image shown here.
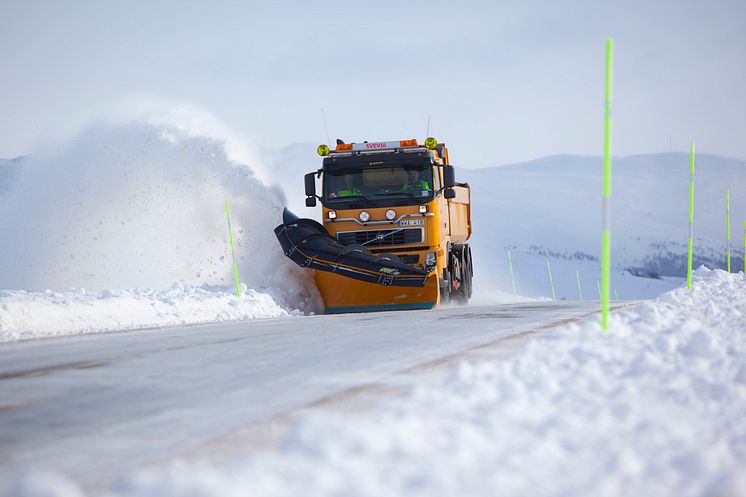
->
[426,114,431,137]
[321,107,331,145]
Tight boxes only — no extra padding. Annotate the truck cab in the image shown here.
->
[301,138,473,312]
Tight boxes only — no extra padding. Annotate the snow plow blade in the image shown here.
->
[274,208,429,287]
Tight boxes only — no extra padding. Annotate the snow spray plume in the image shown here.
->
[0,114,319,312]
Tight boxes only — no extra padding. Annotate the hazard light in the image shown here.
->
[424,137,438,150]
[399,139,418,147]
[336,143,353,151]
[317,144,330,156]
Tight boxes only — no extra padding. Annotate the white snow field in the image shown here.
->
[1,269,744,497]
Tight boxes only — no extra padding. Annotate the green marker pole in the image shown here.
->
[576,270,583,301]
[225,201,241,298]
[601,39,613,330]
[547,260,556,301]
[687,141,695,290]
[507,249,516,295]
[726,189,731,272]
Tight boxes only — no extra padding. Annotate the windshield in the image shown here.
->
[324,162,434,208]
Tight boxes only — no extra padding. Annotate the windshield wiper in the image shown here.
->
[327,194,375,202]
[373,191,420,200]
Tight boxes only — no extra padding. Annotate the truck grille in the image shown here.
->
[337,228,423,247]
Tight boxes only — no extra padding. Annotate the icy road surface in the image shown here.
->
[0,301,599,489]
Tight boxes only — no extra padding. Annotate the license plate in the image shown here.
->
[398,219,424,226]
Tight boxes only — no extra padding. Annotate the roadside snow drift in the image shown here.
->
[0,285,291,342]
[9,268,742,497]
[0,106,319,330]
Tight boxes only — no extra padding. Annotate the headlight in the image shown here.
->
[359,211,370,222]
[328,210,337,219]
[419,205,427,213]
[425,251,436,271]
[385,209,396,220]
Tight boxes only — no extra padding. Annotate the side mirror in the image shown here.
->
[304,172,318,206]
[443,165,455,188]
[304,172,317,197]
[444,188,456,199]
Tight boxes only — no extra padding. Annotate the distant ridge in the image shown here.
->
[472,151,746,172]
[461,152,745,281]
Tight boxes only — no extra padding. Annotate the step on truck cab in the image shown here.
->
[274,137,472,313]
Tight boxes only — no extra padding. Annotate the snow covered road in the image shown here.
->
[0,301,599,490]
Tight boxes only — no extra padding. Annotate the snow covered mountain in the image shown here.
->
[460,153,745,298]
[463,153,744,270]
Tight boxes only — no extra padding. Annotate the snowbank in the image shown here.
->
[0,284,292,342]
[8,268,743,497]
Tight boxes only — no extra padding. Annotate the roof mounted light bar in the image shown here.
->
[336,139,418,152]
[317,138,439,157]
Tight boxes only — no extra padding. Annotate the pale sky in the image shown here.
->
[1,0,744,167]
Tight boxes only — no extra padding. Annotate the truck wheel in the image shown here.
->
[463,245,474,299]
[450,245,468,305]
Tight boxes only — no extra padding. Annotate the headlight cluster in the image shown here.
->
[425,251,436,271]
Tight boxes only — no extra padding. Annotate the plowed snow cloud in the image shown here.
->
[0,103,318,310]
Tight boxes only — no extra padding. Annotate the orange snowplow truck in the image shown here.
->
[276,137,472,313]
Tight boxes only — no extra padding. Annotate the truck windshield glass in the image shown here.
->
[325,163,433,207]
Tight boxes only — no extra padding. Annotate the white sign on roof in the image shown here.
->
[351,141,400,151]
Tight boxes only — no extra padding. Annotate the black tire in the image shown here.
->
[464,245,474,299]
[449,245,469,305]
